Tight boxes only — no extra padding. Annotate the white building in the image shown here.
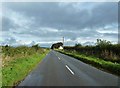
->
[59,46,63,50]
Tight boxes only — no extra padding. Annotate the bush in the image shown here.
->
[1,45,46,67]
[64,39,120,63]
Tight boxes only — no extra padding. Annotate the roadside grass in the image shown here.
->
[2,50,49,87]
[58,50,120,76]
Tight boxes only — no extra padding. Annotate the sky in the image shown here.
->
[1,2,118,47]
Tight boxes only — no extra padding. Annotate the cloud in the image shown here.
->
[0,37,16,46]
[3,2,118,29]
[2,2,118,47]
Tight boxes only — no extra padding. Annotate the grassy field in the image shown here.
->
[58,50,120,76]
[1,45,49,87]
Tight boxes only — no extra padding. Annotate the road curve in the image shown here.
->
[18,50,119,86]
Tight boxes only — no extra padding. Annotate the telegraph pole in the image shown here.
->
[62,37,64,46]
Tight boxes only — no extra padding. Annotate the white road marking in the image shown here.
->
[58,57,61,60]
[65,65,74,75]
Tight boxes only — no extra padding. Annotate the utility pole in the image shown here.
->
[62,37,64,46]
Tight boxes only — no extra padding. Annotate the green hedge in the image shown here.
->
[58,51,120,76]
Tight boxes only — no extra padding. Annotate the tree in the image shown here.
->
[32,44,39,51]
[96,39,111,47]
[51,42,63,49]
[75,43,82,48]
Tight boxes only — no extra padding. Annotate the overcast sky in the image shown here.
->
[1,2,118,47]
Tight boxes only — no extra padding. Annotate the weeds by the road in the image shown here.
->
[2,45,49,87]
[58,50,120,76]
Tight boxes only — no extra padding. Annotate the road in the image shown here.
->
[18,50,119,86]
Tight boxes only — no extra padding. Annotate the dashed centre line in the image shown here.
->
[65,65,75,75]
[58,57,61,60]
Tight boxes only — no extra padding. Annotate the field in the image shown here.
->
[1,45,49,87]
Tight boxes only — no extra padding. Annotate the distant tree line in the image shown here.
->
[64,39,120,63]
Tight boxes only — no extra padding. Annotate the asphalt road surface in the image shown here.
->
[18,50,119,86]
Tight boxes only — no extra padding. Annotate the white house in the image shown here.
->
[59,46,63,50]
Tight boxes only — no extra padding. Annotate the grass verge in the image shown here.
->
[58,50,120,76]
[2,50,49,87]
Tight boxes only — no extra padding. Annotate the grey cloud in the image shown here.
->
[2,17,15,31]
[1,37,17,46]
[4,2,117,30]
[82,41,95,46]
[90,2,118,27]
[2,2,118,46]
[103,33,118,37]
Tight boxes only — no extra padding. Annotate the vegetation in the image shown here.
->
[75,43,82,48]
[58,50,120,76]
[64,39,120,63]
[51,42,63,49]
[58,39,120,76]
[1,45,49,87]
